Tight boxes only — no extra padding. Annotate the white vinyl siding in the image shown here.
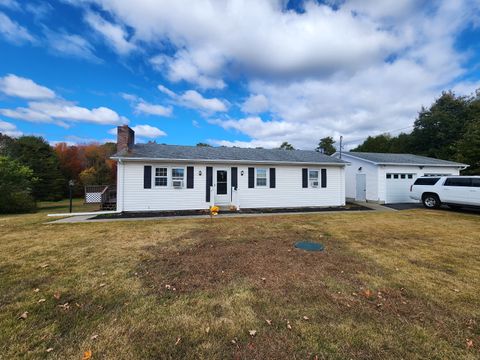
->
[341,153,461,204]
[118,162,345,211]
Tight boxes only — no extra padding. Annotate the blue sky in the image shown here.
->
[0,0,479,150]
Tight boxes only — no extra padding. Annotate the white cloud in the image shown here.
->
[122,92,172,117]
[0,0,21,11]
[157,84,176,98]
[178,90,228,113]
[135,101,172,117]
[108,124,166,138]
[241,94,269,114]
[85,11,136,55]
[0,119,22,137]
[1,100,128,126]
[0,74,56,99]
[44,29,100,62]
[0,11,35,44]
[156,85,228,113]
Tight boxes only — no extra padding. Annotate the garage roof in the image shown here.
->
[112,143,347,165]
[342,152,468,167]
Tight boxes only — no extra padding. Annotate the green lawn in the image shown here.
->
[0,202,479,359]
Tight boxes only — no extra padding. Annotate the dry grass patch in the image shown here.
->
[0,201,479,359]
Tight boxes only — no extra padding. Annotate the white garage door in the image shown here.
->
[385,173,416,204]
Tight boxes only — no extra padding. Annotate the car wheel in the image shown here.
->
[422,194,440,209]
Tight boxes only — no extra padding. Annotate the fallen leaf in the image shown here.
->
[265,319,272,325]
[58,302,70,310]
[363,289,373,298]
[260,277,266,281]
[205,327,210,334]
[53,292,61,300]
[466,339,474,349]
[82,350,92,360]
[303,316,309,321]
[91,334,98,340]
[40,264,49,268]
[46,348,53,353]
[19,311,28,320]
[99,283,106,288]
[175,337,181,346]
[248,330,257,337]
[38,298,46,303]
[231,339,237,345]
[286,320,292,330]
[453,288,460,292]
[33,288,40,293]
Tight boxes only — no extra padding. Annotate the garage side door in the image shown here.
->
[385,173,416,204]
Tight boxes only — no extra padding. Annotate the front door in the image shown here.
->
[355,174,366,201]
[215,169,230,204]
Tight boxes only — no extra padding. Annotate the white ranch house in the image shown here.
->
[112,126,347,212]
[337,152,468,204]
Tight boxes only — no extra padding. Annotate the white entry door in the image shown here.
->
[355,174,366,201]
[215,168,230,204]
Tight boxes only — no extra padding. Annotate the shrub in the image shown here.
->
[0,156,37,214]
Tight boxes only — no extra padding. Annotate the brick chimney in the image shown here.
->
[117,125,135,153]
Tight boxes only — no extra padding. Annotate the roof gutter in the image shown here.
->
[110,156,347,166]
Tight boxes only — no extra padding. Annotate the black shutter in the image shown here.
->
[206,166,213,202]
[321,168,327,188]
[144,165,152,189]
[248,167,255,188]
[269,168,276,188]
[302,168,308,188]
[231,167,238,190]
[187,166,194,189]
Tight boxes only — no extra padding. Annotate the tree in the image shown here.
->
[456,118,480,174]
[278,141,295,150]
[410,91,469,159]
[79,167,98,185]
[0,156,37,213]
[352,134,393,153]
[8,136,64,200]
[196,143,211,147]
[316,137,336,155]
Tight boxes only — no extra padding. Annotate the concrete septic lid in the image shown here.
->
[294,241,324,252]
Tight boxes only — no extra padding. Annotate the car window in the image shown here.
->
[472,178,480,187]
[443,178,472,187]
[414,178,440,186]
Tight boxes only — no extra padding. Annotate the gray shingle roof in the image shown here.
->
[113,144,346,165]
[343,152,467,166]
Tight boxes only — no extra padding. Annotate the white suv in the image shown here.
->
[410,176,480,209]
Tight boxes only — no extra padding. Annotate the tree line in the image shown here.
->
[0,135,117,213]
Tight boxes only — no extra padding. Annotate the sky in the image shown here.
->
[0,0,479,150]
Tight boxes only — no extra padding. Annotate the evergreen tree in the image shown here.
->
[8,136,64,200]
[316,136,336,155]
[278,141,295,150]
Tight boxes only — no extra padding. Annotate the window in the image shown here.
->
[394,174,399,179]
[414,177,440,186]
[472,178,480,187]
[171,168,185,188]
[256,168,267,187]
[408,174,413,179]
[309,170,319,187]
[400,174,406,179]
[155,167,167,186]
[444,177,472,187]
[386,174,392,179]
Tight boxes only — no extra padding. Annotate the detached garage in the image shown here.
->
[337,152,468,204]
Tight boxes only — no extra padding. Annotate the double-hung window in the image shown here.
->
[309,170,319,188]
[256,168,267,187]
[171,168,185,188]
[155,167,168,186]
